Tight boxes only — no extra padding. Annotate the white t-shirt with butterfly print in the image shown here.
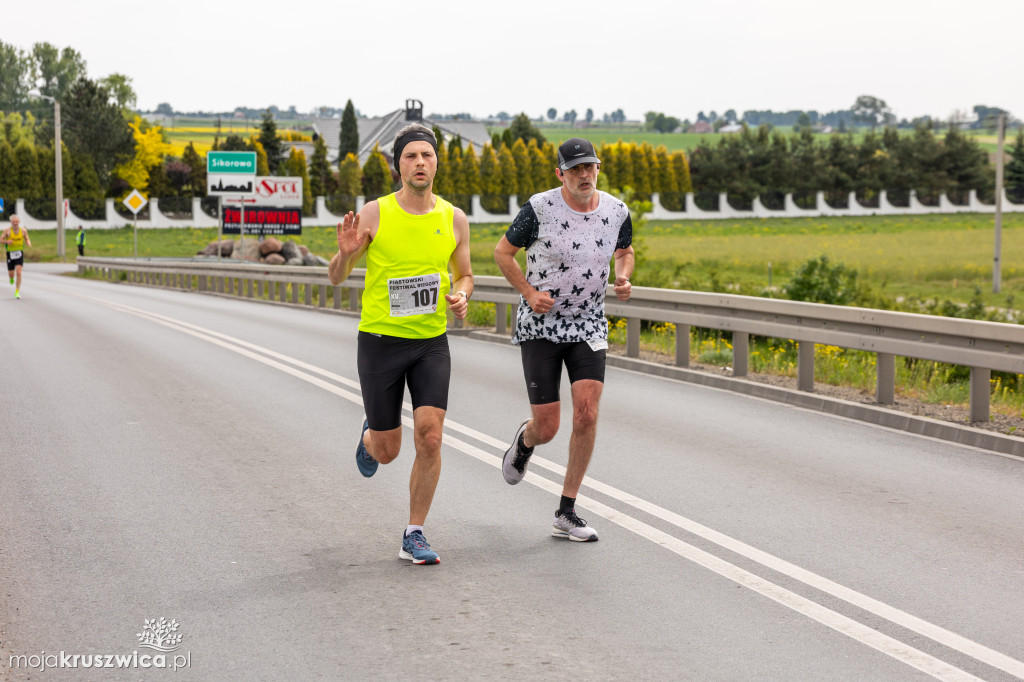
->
[504,187,632,346]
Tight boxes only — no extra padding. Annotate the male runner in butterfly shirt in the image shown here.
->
[329,123,473,565]
[494,137,634,542]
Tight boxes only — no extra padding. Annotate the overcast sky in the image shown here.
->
[5,0,1022,122]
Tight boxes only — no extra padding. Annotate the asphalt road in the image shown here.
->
[1,265,1023,681]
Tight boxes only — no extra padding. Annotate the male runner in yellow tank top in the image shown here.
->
[1,214,32,299]
[328,124,473,565]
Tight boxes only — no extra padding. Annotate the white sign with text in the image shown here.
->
[250,177,303,207]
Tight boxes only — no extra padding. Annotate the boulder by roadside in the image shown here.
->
[197,237,327,266]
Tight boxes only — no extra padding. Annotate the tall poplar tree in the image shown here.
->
[258,110,283,175]
[339,99,359,159]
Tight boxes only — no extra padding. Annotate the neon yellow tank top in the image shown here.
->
[7,227,25,251]
[359,193,457,339]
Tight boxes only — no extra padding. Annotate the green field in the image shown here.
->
[33,212,1024,311]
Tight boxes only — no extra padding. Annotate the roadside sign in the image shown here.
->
[123,189,148,215]
[208,174,255,195]
[207,151,256,174]
[253,177,303,207]
[0,198,4,212]
[207,151,257,196]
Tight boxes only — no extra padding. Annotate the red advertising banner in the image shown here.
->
[222,207,302,235]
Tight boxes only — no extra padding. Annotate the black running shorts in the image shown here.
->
[6,252,24,270]
[357,331,451,431]
[519,339,607,405]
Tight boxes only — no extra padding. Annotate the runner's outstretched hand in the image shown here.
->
[336,211,371,257]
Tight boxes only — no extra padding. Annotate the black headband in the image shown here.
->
[392,130,438,173]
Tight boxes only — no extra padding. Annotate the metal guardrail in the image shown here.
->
[78,257,1024,422]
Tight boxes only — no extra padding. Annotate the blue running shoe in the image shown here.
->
[355,419,377,477]
[399,530,440,565]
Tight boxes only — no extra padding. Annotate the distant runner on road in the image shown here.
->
[2,214,32,299]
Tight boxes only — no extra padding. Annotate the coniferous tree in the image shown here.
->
[284,147,313,215]
[251,139,270,176]
[1007,129,1024,191]
[460,145,480,199]
[537,142,559,191]
[512,139,534,203]
[497,143,518,212]
[71,150,102,199]
[446,144,465,210]
[337,152,362,198]
[362,145,392,201]
[670,151,693,194]
[258,110,283,175]
[433,141,453,198]
[339,99,359,159]
[478,144,503,213]
[309,136,333,198]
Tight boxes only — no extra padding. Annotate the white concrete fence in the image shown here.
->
[6,188,1023,231]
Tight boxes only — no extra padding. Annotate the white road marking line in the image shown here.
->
[72,290,1023,681]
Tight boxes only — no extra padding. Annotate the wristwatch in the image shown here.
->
[456,290,469,301]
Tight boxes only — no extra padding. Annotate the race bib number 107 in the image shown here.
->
[388,273,441,317]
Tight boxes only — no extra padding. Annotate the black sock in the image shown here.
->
[558,496,576,515]
[518,432,534,455]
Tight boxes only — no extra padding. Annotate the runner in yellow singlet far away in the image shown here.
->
[1,214,32,299]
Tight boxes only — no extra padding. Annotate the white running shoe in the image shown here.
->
[552,508,599,542]
[501,418,533,485]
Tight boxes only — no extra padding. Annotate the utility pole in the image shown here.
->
[29,92,64,260]
[994,113,1005,294]
[54,99,64,262]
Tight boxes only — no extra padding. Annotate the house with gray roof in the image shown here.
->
[311,99,491,165]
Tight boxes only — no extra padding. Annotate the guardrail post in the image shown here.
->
[318,284,326,308]
[246,279,253,298]
[732,332,748,377]
[349,288,359,311]
[333,285,343,310]
[676,324,689,367]
[877,353,895,404]
[292,282,300,304]
[970,367,991,422]
[496,302,507,334]
[798,341,815,391]
[279,282,287,303]
[627,317,641,358]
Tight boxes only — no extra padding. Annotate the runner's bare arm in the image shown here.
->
[494,235,553,313]
[444,208,473,320]
[328,201,379,286]
[612,246,634,301]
